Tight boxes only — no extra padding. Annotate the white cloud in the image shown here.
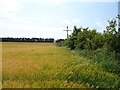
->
[0,0,116,39]
[62,18,81,26]
[0,23,62,31]
[63,19,71,25]
[50,0,63,4]
[0,0,22,12]
[72,19,80,23]
[0,23,65,39]
[19,0,119,4]
[19,0,62,4]
[14,0,118,3]
[0,0,23,21]
[95,21,107,32]
[95,22,104,27]
[63,0,118,2]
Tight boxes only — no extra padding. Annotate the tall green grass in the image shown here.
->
[74,47,120,75]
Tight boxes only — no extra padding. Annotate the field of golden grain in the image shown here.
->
[2,42,119,88]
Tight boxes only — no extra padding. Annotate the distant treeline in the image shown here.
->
[55,39,64,43]
[1,37,64,43]
[2,37,55,43]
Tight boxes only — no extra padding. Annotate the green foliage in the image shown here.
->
[66,26,82,50]
[75,48,120,74]
[56,16,120,84]
[66,26,105,50]
[57,16,120,56]
[56,40,67,47]
[104,18,120,53]
[67,64,119,88]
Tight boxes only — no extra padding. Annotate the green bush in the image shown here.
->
[104,18,120,53]
[56,16,120,75]
[75,48,120,74]
[57,17,120,53]
[67,64,119,88]
[56,40,67,47]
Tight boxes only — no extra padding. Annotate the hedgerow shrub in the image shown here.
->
[74,48,120,74]
[56,16,120,75]
[57,17,120,59]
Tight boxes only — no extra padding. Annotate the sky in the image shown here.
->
[0,0,119,39]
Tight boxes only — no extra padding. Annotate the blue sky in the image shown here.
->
[0,0,119,39]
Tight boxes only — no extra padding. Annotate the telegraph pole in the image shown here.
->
[63,26,71,39]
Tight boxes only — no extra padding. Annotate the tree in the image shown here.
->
[104,18,120,53]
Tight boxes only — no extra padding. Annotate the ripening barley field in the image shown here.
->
[2,42,120,88]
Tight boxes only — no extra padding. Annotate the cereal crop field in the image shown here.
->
[2,42,119,88]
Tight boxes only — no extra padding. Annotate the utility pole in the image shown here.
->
[63,26,71,39]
